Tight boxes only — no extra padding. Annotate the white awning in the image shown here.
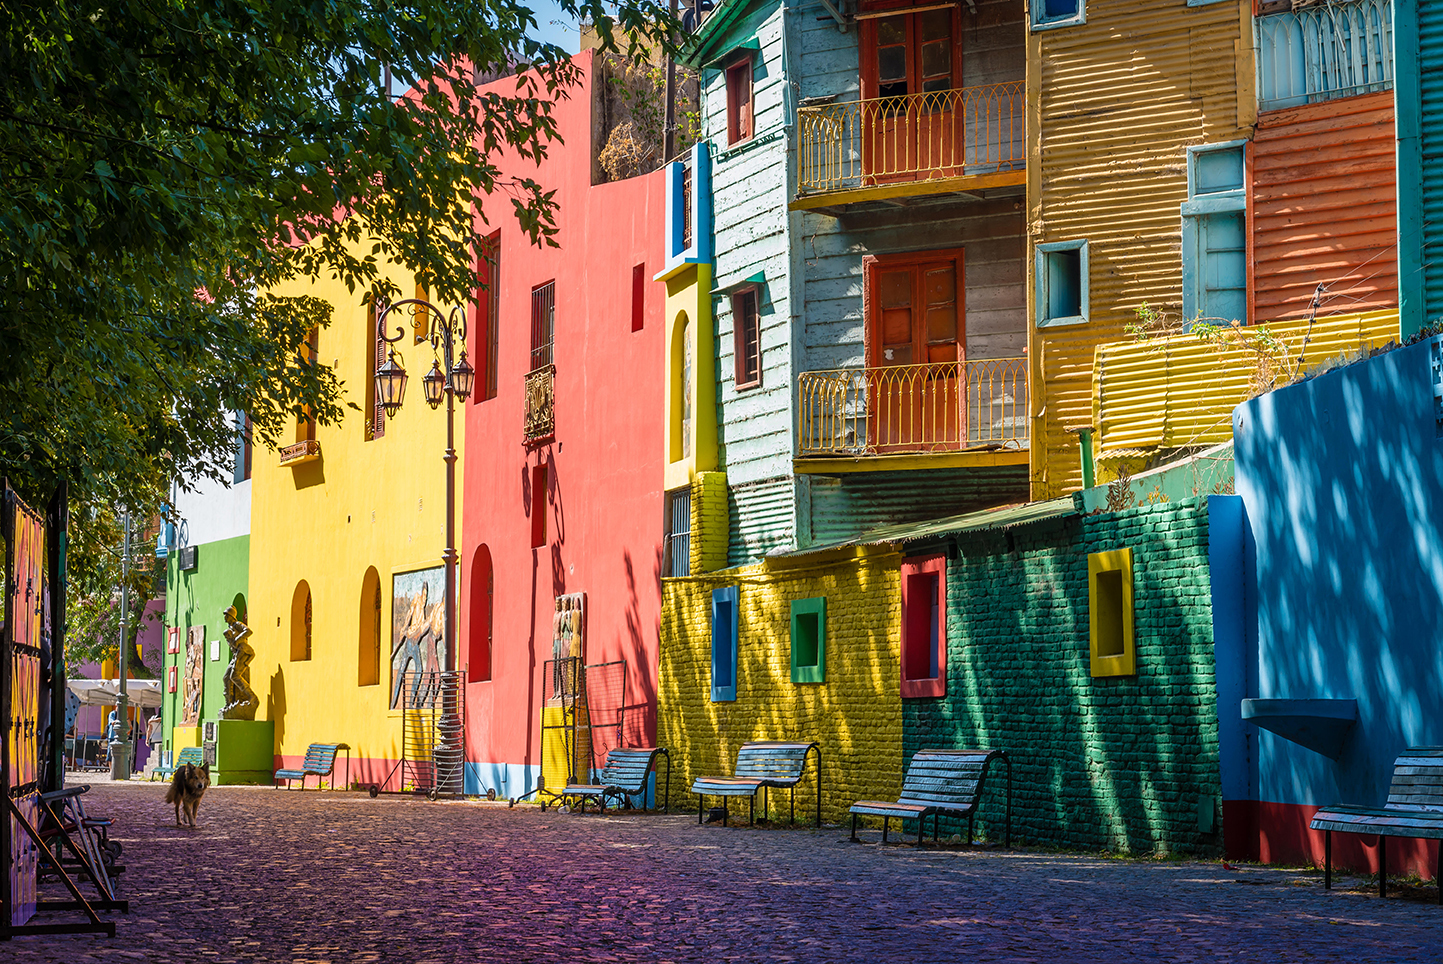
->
[66,678,162,709]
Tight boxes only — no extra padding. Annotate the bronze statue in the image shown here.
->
[219,605,258,721]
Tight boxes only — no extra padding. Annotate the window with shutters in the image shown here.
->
[477,232,500,401]
[725,56,753,145]
[732,286,761,389]
[365,300,386,439]
[1182,143,1247,327]
[860,5,960,101]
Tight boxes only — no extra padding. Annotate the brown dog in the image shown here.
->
[165,762,211,827]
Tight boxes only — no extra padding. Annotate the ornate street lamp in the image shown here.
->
[374,296,473,797]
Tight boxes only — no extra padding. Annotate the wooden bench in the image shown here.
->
[691,741,821,827]
[274,742,350,790]
[151,745,204,782]
[849,748,1011,846]
[1311,746,1443,901]
[562,747,672,813]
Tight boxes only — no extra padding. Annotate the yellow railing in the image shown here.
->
[798,358,1028,457]
[797,82,1025,195]
[1092,309,1399,455]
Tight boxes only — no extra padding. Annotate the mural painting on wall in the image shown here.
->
[390,566,447,710]
[181,626,204,726]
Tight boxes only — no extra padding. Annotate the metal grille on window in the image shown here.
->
[530,281,555,371]
[666,489,691,577]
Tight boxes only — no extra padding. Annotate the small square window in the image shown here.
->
[900,555,945,698]
[1088,548,1136,677]
[790,597,826,684]
[726,56,754,146]
[1036,240,1088,328]
[1032,0,1085,31]
[711,587,739,701]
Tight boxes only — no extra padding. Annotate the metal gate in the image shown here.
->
[378,670,465,799]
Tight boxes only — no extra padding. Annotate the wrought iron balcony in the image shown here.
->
[1256,0,1392,112]
[524,364,555,442]
[796,82,1024,203]
[797,358,1028,459]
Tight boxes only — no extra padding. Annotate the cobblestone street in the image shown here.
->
[8,781,1442,963]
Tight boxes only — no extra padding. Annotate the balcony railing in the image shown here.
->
[524,364,555,442]
[1256,0,1392,112]
[797,358,1028,458]
[797,82,1024,197]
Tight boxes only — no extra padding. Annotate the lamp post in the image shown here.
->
[375,297,475,798]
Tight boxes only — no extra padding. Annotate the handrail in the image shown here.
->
[797,81,1024,195]
[797,357,1028,457]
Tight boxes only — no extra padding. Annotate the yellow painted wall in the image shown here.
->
[172,725,200,748]
[1027,0,1253,498]
[248,247,463,780]
[657,547,904,824]
[661,263,717,492]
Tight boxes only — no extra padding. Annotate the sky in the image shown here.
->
[525,0,583,54]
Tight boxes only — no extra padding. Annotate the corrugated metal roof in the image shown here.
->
[780,495,1075,557]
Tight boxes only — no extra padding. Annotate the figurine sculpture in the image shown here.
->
[219,605,258,720]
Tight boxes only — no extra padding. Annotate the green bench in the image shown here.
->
[691,740,821,827]
[1310,746,1443,902]
[151,746,204,782]
[562,747,672,813]
[849,748,1011,845]
[274,742,350,790]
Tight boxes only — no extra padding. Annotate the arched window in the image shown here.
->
[291,580,312,661]
[231,593,247,623]
[358,567,381,685]
[468,546,493,682]
[669,311,691,462]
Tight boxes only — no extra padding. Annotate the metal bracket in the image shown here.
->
[817,0,850,31]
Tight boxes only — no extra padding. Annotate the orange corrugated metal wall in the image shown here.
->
[1251,91,1397,323]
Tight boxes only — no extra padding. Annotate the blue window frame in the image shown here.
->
[711,586,738,702]
[1031,0,1084,31]
[1035,239,1089,328]
[1182,142,1248,327]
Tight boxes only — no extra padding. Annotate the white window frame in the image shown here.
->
[1030,0,1086,32]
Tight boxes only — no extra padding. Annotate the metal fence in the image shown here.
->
[797,357,1028,457]
[797,81,1024,195]
[1256,0,1393,112]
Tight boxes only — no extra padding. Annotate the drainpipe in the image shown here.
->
[1077,428,1095,490]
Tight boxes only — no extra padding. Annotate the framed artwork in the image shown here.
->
[182,626,204,725]
[390,567,447,710]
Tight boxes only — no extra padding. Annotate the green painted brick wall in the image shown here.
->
[904,498,1222,856]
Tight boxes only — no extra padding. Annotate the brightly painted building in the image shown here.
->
[160,434,253,780]
[1399,0,1442,334]
[247,248,460,788]
[1231,333,1443,878]
[459,49,667,800]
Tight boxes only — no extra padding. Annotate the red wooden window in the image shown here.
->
[900,553,946,698]
[632,263,646,332]
[530,462,548,548]
[476,232,500,401]
[732,285,761,389]
[530,280,555,371]
[860,6,961,101]
[866,248,964,367]
[365,300,386,438]
[726,56,754,145]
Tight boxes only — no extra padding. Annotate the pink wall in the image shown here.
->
[460,50,666,791]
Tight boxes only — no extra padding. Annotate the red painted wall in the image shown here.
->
[1249,92,1397,323]
[1229,800,1439,882]
[460,50,666,793]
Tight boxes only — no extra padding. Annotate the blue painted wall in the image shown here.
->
[1233,336,1443,809]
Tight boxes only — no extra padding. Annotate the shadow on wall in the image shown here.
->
[919,503,1222,856]
[1234,336,1443,810]
[267,666,286,757]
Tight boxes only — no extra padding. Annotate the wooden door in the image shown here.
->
[866,250,965,452]
[860,7,962,184]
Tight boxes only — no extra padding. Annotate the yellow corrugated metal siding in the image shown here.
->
[1027,0,1251,498]
[1093,309,1399,454]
